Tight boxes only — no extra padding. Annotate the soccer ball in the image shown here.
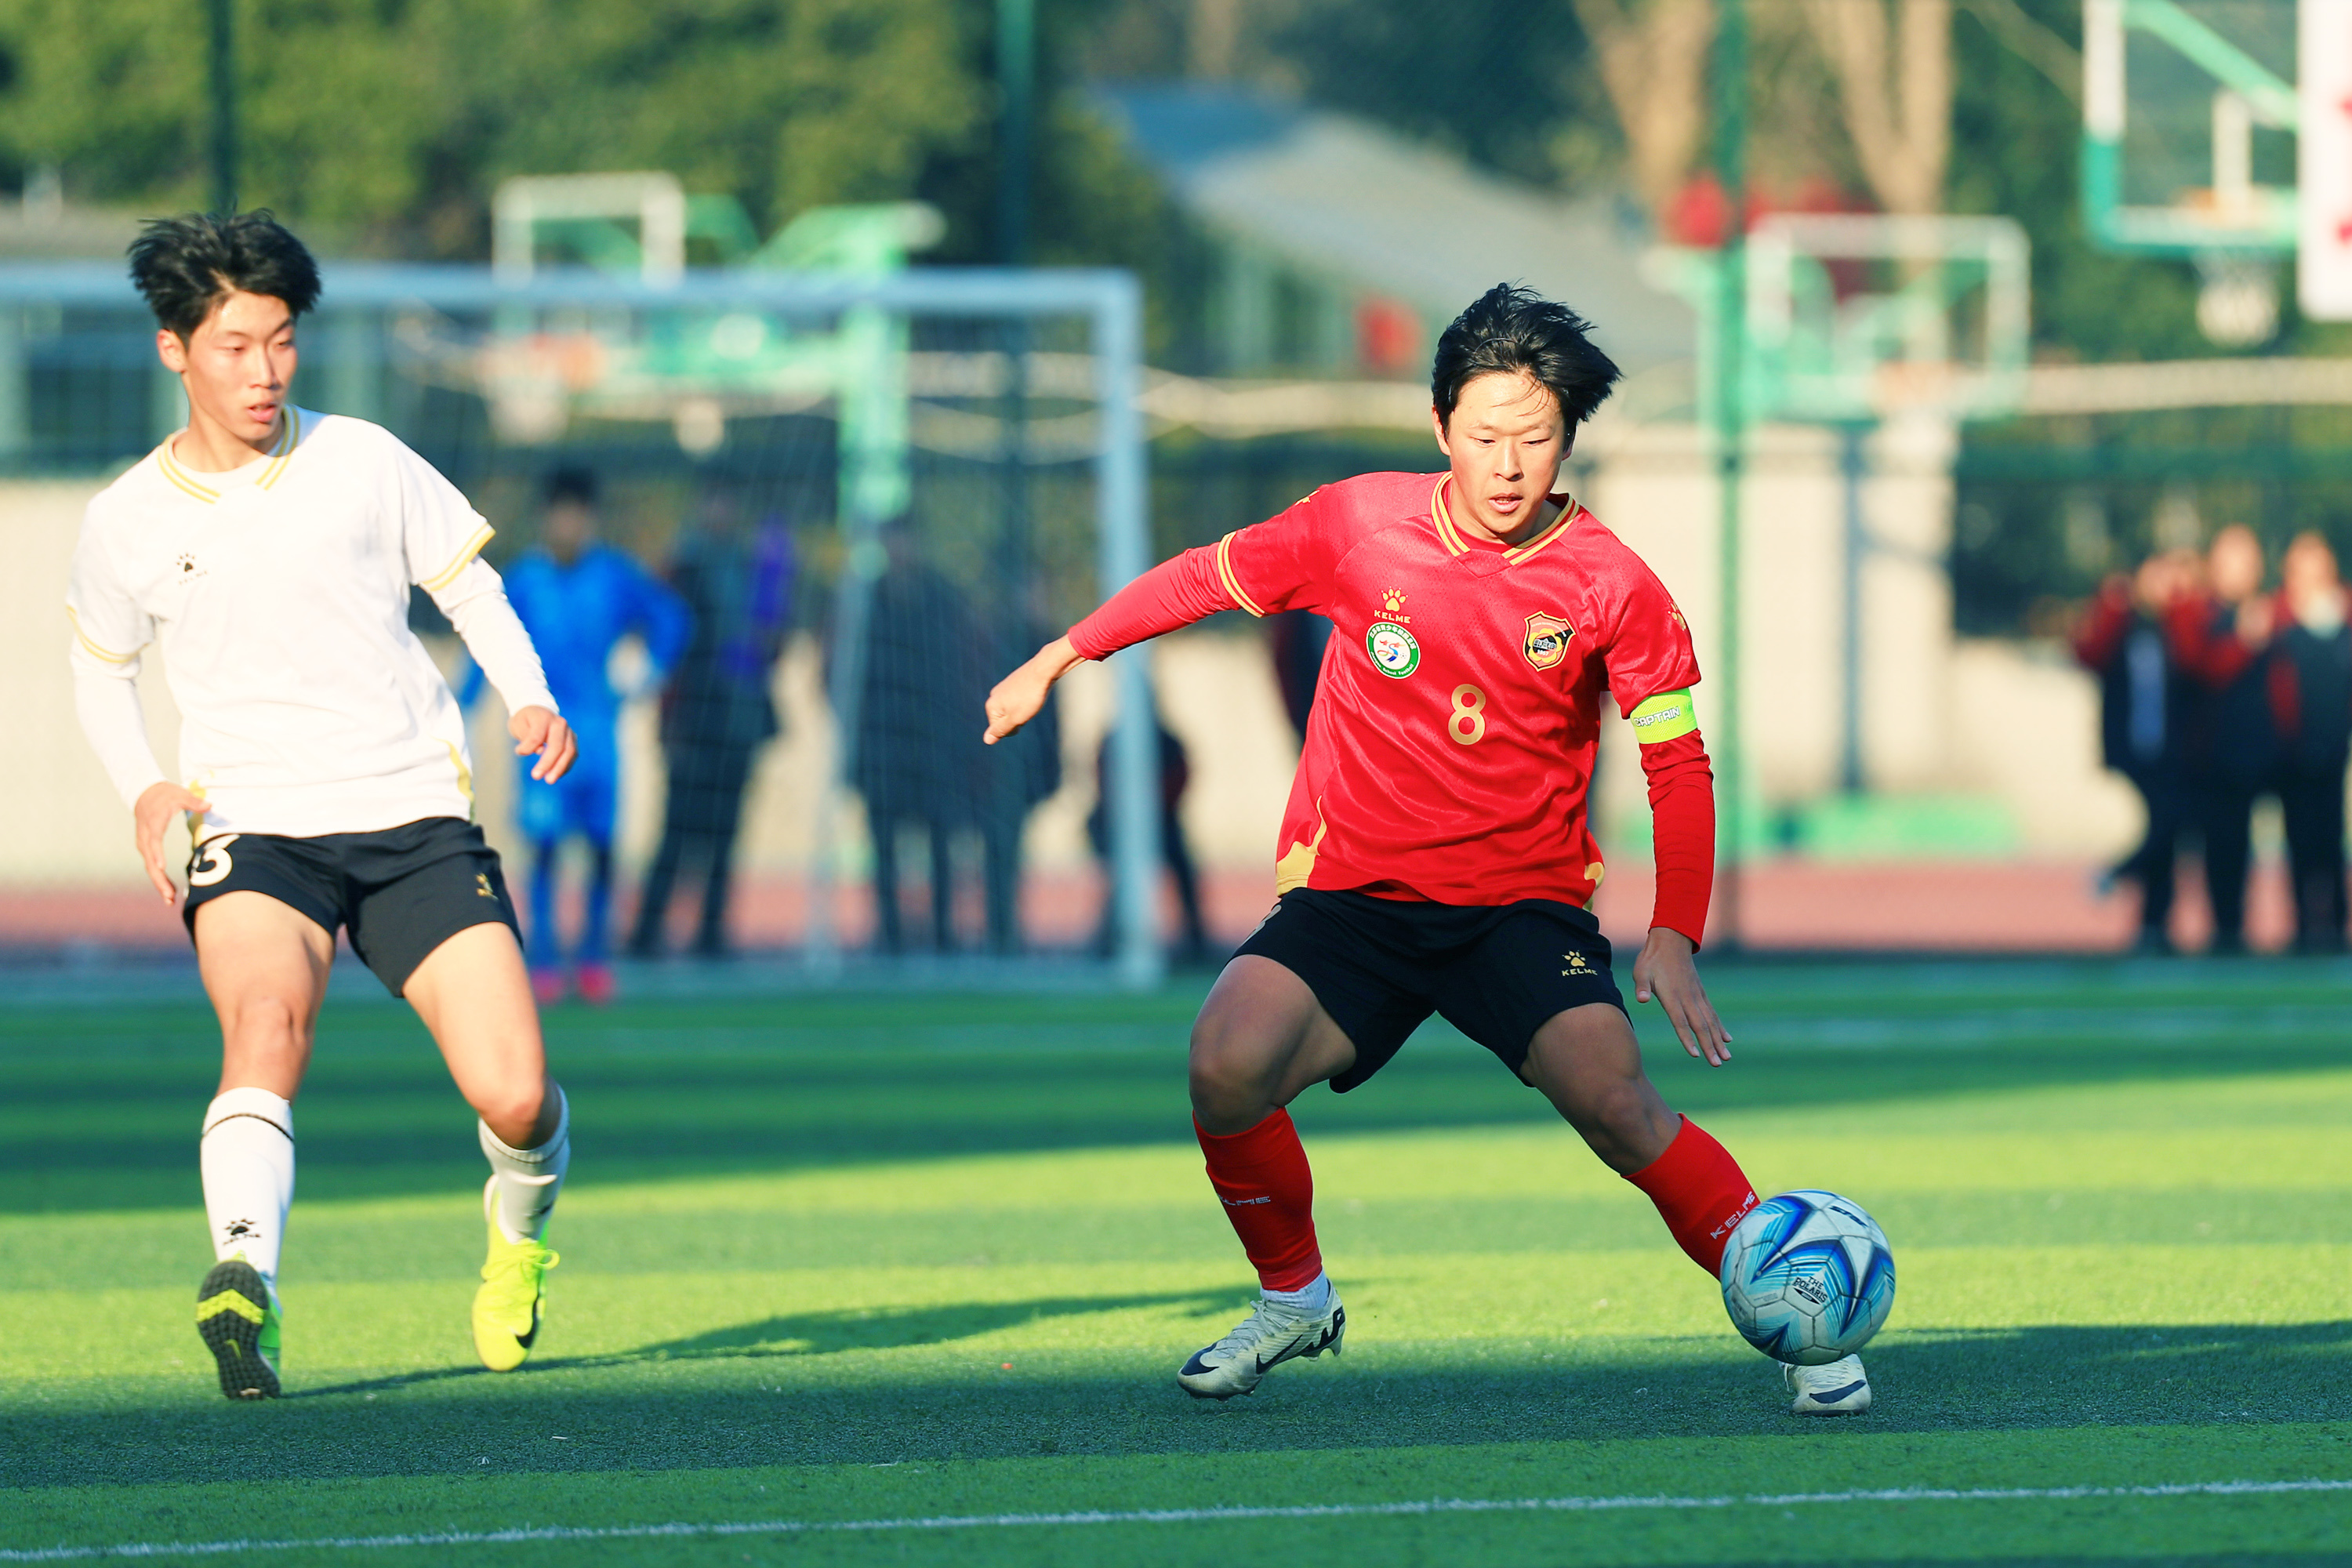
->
[1718,1189,1895,1366]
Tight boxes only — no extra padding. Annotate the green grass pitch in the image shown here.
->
[2,960,2349,1565]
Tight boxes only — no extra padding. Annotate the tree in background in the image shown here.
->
[1568,0,1712,222]
[1802,0,1951,218]
[0,0,979,253]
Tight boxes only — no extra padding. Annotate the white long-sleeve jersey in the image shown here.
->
[67,408,557,841]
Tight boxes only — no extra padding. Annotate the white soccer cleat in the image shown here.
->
[1784,1353,1871,1416]
[1177,1291,1345,1399]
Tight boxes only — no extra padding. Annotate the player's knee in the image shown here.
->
[1186,1036,1269,1123]
[228,993,307,1054]
[474,1080,549,1143]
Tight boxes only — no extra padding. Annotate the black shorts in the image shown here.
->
[183,817,520,996]
[1233,887,1627,1093]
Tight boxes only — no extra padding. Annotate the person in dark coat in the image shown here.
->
[626,476,794,959]
[853,522,1059,954]
[2168,524,2278,954]
[2270,532,2352,953]
[1087,707,1212,966]
[2074,550,2198,953]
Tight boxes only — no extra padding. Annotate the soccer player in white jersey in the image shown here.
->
[67,212,578,1399]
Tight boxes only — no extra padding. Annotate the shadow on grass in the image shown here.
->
[289,1289,1237,1399]
[9,1316,2348,1490]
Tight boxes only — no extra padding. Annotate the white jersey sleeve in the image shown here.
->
[64,508,169,806]
[390,434,497,593]
[432,557,558,718]
[385,433,557,717]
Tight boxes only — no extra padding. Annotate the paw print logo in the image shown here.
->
[175,552,205,578]
[1381,588,1406,613]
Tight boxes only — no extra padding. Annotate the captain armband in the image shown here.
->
[1627,688,1698,744]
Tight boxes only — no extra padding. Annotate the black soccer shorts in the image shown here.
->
[182,816,521,996]
[1232,887,1628,1093]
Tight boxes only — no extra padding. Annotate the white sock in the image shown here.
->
[200,1089,295,1290]
[1263,1272,1334,1314]
[479,1084,568,1243]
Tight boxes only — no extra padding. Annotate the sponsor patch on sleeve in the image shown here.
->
[1627,688,1697,744]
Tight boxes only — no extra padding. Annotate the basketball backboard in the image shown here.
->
[1743,214,2031,423]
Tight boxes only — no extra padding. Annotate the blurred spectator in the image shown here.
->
[2074,550,2198,953]
[626,476,793,960]
[1087,710,1212,967]
[852,522,1058,954]
[2168,524,2278,954]
[1269,610,1334,742]
[463,466,688,1003]
[2271,532,2352,953]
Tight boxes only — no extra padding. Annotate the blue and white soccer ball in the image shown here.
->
[1718,1189,1895,1366]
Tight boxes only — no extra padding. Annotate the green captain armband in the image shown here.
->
[1627,688,1697,744]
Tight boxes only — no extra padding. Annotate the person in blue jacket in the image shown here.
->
[465,466,689,1001]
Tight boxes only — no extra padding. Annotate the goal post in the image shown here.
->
[0,260,1164,988]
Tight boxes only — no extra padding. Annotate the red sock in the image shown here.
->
[1196,1109,1323,1291]
[1623,1116,1758,1276]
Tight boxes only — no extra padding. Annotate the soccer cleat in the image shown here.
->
[196,1258,281,1400]
[529,966,568,1006]
[473,1200,558,1373]
[575,962,615,1007]
[1784,1353,1871,1416]
[1177,1291,1345,1399]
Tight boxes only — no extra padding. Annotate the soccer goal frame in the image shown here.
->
[0,261,1164,989]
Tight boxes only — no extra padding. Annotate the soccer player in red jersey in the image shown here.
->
[983,285,1870,1417]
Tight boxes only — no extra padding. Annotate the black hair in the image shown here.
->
[128,211,321,339]
[1431,282,1621,429]
[543,464,599,507]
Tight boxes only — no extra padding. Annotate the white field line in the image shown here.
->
[3,1477,2347,1560]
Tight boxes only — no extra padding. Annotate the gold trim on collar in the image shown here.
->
[256,408,301,489]
[1429,477,1468,557]
[1431,477,1579,564]
[156,409,298,503]
[156,439,220,503]
[1504,499,1580,564]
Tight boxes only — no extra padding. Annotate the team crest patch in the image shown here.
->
[1523,612,1574,670]
[1366,622,1421,678]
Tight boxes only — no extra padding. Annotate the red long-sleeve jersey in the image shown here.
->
[1069,470,1715,945]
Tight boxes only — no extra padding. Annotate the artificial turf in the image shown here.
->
[1,959,2348,1565]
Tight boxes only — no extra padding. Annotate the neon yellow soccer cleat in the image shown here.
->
[472,1203,559,1372]
[197,1258,281,1400]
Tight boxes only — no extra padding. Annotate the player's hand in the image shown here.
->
[1633,927,1732,1066]
[132,780,207,906]
[984,636,1083,745]
[512,706,576,782]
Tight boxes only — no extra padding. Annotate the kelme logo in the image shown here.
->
[1366,622,1421,678]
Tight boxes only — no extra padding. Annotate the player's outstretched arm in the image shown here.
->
[1633,927,1731,1066]
[984,635,1083,744]
[510,706,576,782]
[133,780,209,906]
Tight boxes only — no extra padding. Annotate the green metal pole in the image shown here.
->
[208,0,238,214]
[1712,0,1748,949]
[996,0,1033,266]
